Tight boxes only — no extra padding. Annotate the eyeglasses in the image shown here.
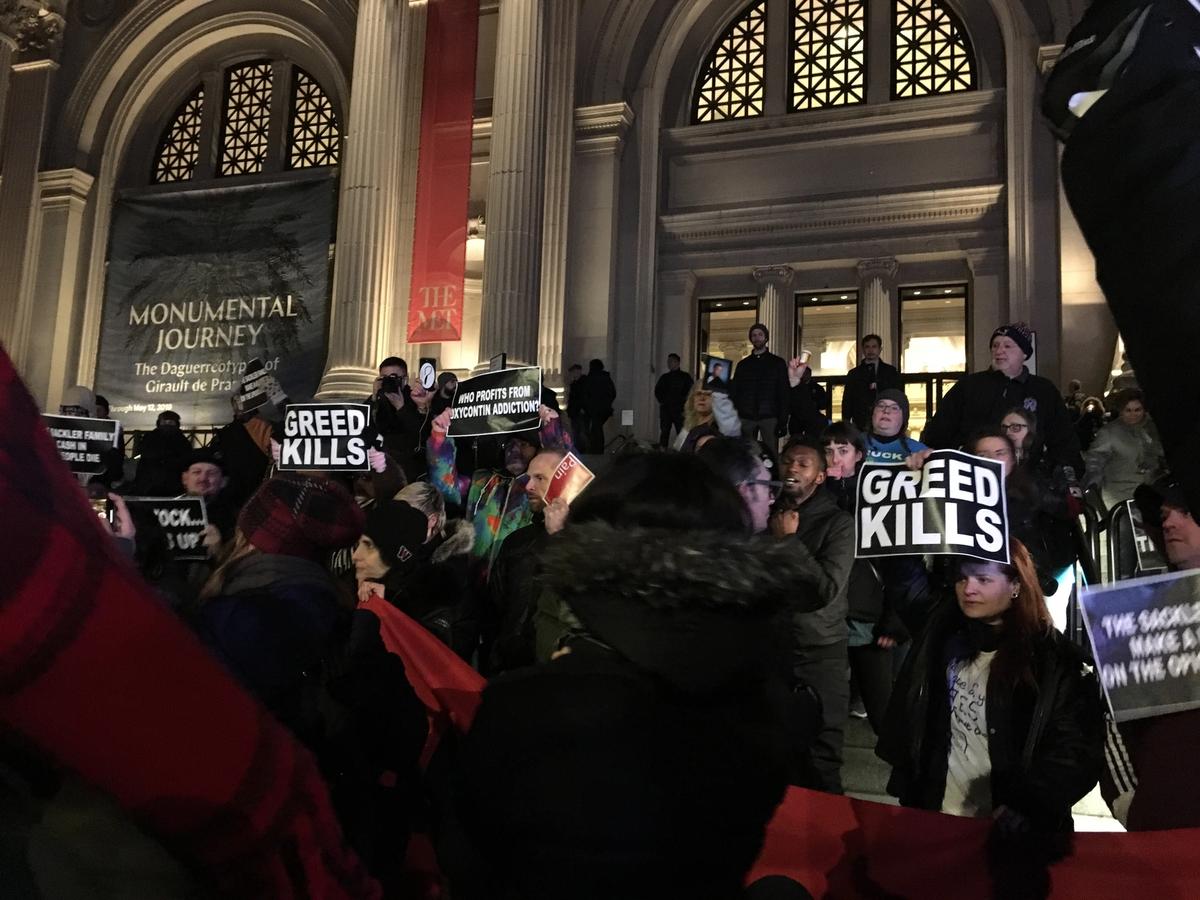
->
[874,402,902,414]
[743,479,784,499]
[1002,422,1029,432]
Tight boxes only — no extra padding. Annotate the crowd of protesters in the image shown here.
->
[10,301,1196,899]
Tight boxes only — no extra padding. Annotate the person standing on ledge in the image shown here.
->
[842,334,903,432]
[654,353,693,449]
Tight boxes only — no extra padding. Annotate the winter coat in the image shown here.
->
[130,427,193,497]
[731,350,790,421]
[786,379,829,438]
[486,516,549,674]
[877,602,1105,832]
[372,392,433,485]
[824,476,908,644]
[379,520,479,660]
[1084,419,1164,510]
[1101,708,1200,830]
[923,367,1085,474]
[576,370,617,420]
[196,553,344,744]
[428,415,572,577]
[654,369,694,420]
[842,360,903,430]
[208,417,270,508]
[781,486,855,647]
[449,522,806,900]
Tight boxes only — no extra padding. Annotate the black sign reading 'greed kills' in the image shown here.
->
[855,450,1010,565]
[279,403,371,472]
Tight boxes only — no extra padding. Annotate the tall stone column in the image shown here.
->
[536,0,577,383]
[0,28,14,153]
[317,0,409,399]
[856,257,900,362]
[967,248,1006,372]
[752,265,796,359]
[478,0,547,367]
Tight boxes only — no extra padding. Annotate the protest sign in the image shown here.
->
[1127,499,1168,573]
[279,403,371,472]
[1080,569,1200,722]
[701,354,732,387]
[43,414,120,475]
[418,358,438,390]
[448,366,542,438]
[855,450,1008,564]
[544,452,595,506]
[123,497,210,561]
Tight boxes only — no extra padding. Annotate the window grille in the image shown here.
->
[152,86,205,184]
[218,61,274,176]
[288,68,340,168]
[692,1,768,124]
[892,0,976,98]
[791,0,867,111]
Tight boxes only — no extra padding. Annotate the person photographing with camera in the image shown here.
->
[370,357,433,484]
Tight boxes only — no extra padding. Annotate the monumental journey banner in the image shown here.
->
[1080,569,1200,722]
[42,414,120,475]
[448,366,542,437]
[405,0,479,342]
[95,179,336,428]
[279,403,372,472]
[123,497,209,561]
[855,450,1009,564]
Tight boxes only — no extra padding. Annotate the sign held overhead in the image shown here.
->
[855,450,1009,564]
[279,402,371,472]
[43,414,120,475]
[448,366,542,438]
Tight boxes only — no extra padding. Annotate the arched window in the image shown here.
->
[692,1,767,124]
[153,86,205,184]
[791,0,868,111]
[151,61,340,185]
[892,0,976,98]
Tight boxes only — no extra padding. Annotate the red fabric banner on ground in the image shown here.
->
[405,0,479,343]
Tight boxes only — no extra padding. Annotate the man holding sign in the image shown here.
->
[486,451,593,673]
[428,373,574,578]
[278,403,372,472]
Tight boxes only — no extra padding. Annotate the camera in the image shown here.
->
[380,374,405,395]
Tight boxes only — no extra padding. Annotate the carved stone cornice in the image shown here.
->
[1038,44,1064,75]
[660,185,1004,251]
[574,102,634,156]
[856,257,899,281]
[967,246,1007,277]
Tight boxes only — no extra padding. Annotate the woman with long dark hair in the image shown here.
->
[877,538,1104,832]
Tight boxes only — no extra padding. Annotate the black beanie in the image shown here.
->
[875,388,910,427]
[363,500,429,574]
[991,322,1034,360]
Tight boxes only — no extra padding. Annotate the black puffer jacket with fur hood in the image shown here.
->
[448,522,826,900]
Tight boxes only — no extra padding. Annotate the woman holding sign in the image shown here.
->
[877,539,1104,837]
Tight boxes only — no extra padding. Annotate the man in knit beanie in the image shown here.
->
[923,321,1084,474]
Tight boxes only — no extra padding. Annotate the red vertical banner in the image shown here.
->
[406,0,480,343]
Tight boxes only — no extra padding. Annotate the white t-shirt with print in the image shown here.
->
[941,650,996,817]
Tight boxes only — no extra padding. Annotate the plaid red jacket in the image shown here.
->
[0,347,379,898]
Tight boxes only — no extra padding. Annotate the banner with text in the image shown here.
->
[855,450,1009,564]
[96,178,336,428]
[43,414,119,475]
[279,403,372,472]
[448,366,542,438]
[1080,569,1200,722]
[1127,499,1168,573]
[123,497,209,561]
[405,0,479,342]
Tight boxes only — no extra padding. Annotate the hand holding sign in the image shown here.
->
[855,449,1009,564]
[279,403,371,472]
[543,452,595,507]
[448,367,542,438]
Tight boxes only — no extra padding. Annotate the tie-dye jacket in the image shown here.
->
[427,417,573,577]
